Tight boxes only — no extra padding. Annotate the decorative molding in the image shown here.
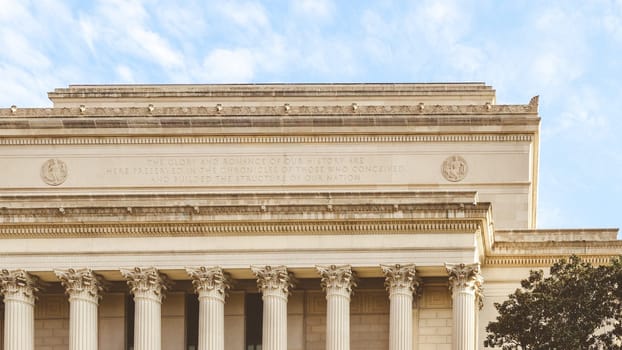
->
[0,102,538,119]
[0,203,489,218]
[484,255,620,266]
[445,263,483,309]
[40,159,68,186]
[441,155,468,182]
[251,265,294,295]
[0,134,534,146]
[54,268,104,301]
[381,263,421,296]
[0,220,483,239]
[0,204,488,217]
[316,264,357,294]
[0,269,40,303]
[120,267,170,302]
[186,266,231,297]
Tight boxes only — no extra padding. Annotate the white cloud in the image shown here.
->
[531,51,582,88]
[116,65,135,83]
[412,0,466,44]
[0,29,51,69]
[79,0,184,69]
[201,48,255,82]
[291,0,335,20]
[544,86,609,139]
[128,27,184,68]
[216,1,269,29]
[79,17,97,53]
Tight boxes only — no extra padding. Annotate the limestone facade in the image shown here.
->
[0,83,619,349]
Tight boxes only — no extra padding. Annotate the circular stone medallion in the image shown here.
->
[441,155,468,182]
[40,159,68,186]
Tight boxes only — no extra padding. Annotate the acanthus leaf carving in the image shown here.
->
[251,265,294,295]
[54,268,104,301]
[0,269,40,303]
[120,267,171,301]
[316,264,357,295]
[186,266,231,298]
[381,263,422,296]
[445,262,484,309]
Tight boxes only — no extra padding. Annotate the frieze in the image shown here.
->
[0,134,533,146]
[0,99,539,118]
[0,220,483,239]
[40,159,68,186]
[484,255,618,266]
[0,204,491,221]
[441,155,468,182]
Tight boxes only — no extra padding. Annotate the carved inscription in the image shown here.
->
[102,155,405,186]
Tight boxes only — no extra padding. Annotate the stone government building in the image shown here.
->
[0,83,619,350]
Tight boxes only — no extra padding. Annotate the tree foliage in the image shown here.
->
[484,255,622,349]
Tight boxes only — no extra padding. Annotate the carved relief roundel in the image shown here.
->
[40,159,68,186]
[441,155,468,182]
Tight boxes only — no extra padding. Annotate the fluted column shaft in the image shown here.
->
[382,264,420,350]
[55,268,103,350]
[251,265,293,350]
[134,293,161,350]
[69,290,99,349]
[121,267,170,350]
[187,266,231,350]
[0,270,39,350]
[446,263,483,350]
[316,265,356,350]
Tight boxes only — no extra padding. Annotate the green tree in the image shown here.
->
[484,255,622,349]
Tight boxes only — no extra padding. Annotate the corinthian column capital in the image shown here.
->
[55,268,104,303]
[251,265,294,295]
[445,263,483,308]
[316,264,357,295]
[186,266,231,299]
[120,267,170,302]
[0,269,39,304]
[445,263,483,291]
[381,264,421,296]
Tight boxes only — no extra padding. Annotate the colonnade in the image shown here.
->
[0,263,483,350]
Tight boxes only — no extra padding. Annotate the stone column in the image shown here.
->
[121,267,170,350]
[55,268,104,350]
[0,269,39,350]
[381,264,420,350]
[251,265,293,350]
[186,266,231,350]
[316,265,357,350]
[445,263,483,350]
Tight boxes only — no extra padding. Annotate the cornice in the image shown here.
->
[0,96,538,122]
[49,82,495,100]
[484,254,621,266]
[0,134,534,145]
[0,219,482,239]
[0,202,491,229]
[0,101,537,119]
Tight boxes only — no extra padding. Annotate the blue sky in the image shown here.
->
[1,0,621,232]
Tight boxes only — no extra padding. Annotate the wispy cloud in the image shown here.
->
[0,1,620,230]
[201,48,255,82]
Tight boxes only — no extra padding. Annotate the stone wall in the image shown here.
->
[416,284,453,350]
[24,283,452,349]
[34,294,69,350]
[305,290,390,350]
